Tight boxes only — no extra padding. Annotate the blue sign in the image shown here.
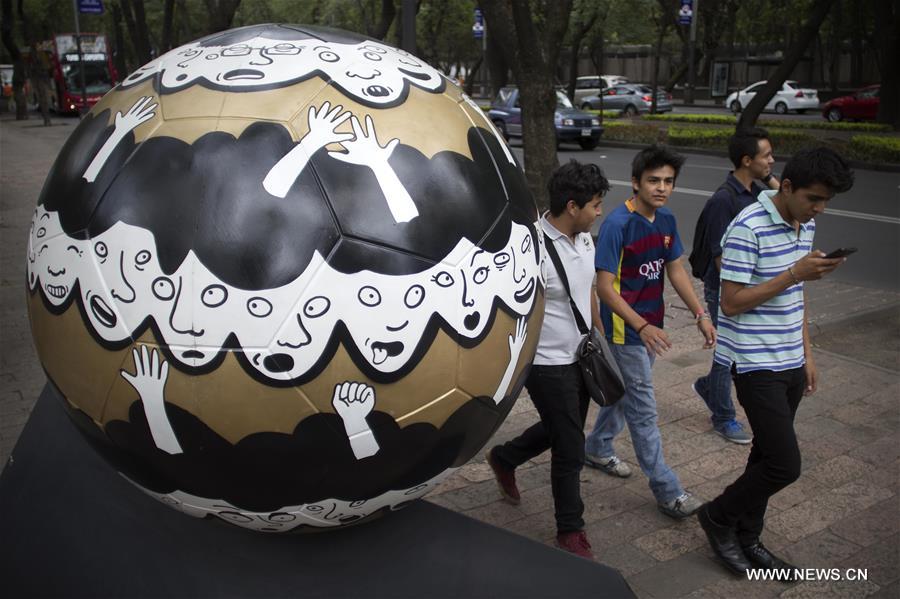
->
[78,0,104,14]
[473,8,484,39]
[678,0,693,25]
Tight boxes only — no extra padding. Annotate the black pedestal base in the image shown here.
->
[0,384,633,598]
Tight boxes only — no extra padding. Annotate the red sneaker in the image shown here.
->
[485,447,520,505]
[556,531,595,560]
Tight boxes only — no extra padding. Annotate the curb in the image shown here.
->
[808,302,900,339]
[595,138,900,173]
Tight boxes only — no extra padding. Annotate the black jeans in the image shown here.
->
[493,363,591,534]
[708,366,805,545]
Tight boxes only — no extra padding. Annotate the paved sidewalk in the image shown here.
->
[2,115,898,597]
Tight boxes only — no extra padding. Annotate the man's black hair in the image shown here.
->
[631,144,686,182]
[781,147,854,195]
[547,159,610,216]
[728,127,770,169]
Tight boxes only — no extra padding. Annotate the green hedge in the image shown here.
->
[602,121,659,144]
[849,135,900,163]
[666,126,818,154]
[642,113,891,133]
[583,109,624,119]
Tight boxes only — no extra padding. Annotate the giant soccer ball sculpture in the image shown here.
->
[26,24,544,531]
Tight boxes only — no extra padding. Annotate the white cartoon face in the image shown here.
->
[27,207,84,306]
[120,36,443,106]
[330,268,437,373]
[148,254,240,367]
[78,223,162,340]
[491,223,541,312]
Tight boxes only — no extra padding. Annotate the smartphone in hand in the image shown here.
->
[824,247,857,259]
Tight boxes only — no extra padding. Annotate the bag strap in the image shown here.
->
[542,231,590,336]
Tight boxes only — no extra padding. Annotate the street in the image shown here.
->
[516,144,900,292]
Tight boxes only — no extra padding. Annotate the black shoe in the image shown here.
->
[697,504,753,576]
[742,541,798,582]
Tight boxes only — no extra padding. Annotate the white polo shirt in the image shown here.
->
[534,214,596,366]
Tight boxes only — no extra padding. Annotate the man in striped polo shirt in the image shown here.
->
[698,147,854,577]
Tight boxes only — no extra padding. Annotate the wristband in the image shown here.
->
[636,322,650,335]
[788,266,800,285]
[696,314,712,323]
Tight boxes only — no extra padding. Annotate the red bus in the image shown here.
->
[39,33,118,113]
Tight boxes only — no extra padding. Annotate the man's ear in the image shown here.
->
[780,178,793,195]
[631,176,639,194]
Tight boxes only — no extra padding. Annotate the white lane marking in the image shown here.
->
[607,180,900,224]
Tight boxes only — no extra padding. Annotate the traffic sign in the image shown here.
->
[678,0,693,25]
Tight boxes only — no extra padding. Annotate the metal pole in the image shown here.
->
[481,20,487,98]
[72,0,88,114]
[685,0,699,104]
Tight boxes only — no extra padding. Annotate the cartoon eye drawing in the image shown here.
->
[404,284,425,308]
[36,227,46,238]
[135,250,152,268]
[358,286,381,307]
[94,241,108,260]
[221,45,251,57]
[66,245,81,256]
[305,505,324,513]
[247,297,273,318]
[362,51,382,61]
[521,235,533,254]
[152,277,175,301]
[37,244,48,256]
[318,50,340,63]
[432,271,454,288]
[493,252,511,269]
[473,266,490,284]
[350,500,367,508]
[303,296,331,318]
[361,45,387,54]
[201,284,228,308]
[267,512,296,522]
[268,43,300,55]
[217,511,253,524]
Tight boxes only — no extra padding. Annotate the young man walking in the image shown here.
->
[584,145,715,519]
[689,128,780,444]
[697,147,854,576]
[486,160,609,560]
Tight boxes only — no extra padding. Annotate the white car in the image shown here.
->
[573,75,630,104]
[726,80,819,115]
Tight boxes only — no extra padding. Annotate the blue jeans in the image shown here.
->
[693,284,736,427]
[585,343,683,503]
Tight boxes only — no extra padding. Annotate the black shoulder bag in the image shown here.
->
[542,233,625,407]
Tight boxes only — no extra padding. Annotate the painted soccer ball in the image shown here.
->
[26,24,544,531]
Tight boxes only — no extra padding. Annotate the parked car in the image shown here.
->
[725,80,819,115]
[488,86,603,150]
[573,74,630,104]
[821,85,880,122]
[580,83,673,115]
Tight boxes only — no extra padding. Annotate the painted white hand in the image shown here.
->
[492,317,528,404]
[331,381,379,459]
[263,101,353,198]
[328,115,418,223]
[120,345,183,454]
[84,96,157,183]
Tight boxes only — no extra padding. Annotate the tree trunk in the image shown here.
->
[565,7,598,102]
[828,0,841,92]
[161,0,175,53]
[737,0,837,130]
[463,55,482,97]
[874,0,899,129]
[1,0,27,119]
[110,2,129,76]
[204,0,242,35]
[480,0,573,209]
[17,0,50,124]
[485,25,507,98]
[849,0,863,86]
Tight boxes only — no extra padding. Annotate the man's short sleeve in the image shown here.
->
[719,222,758,284]
[666,216,684,262]
[595,219,623,273]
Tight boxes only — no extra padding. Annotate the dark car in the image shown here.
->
[488,86,603,150]
[821,85,880,122]
[581,83,673,115]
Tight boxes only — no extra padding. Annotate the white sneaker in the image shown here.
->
[658,492,703,519]
[585,454,632,478]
